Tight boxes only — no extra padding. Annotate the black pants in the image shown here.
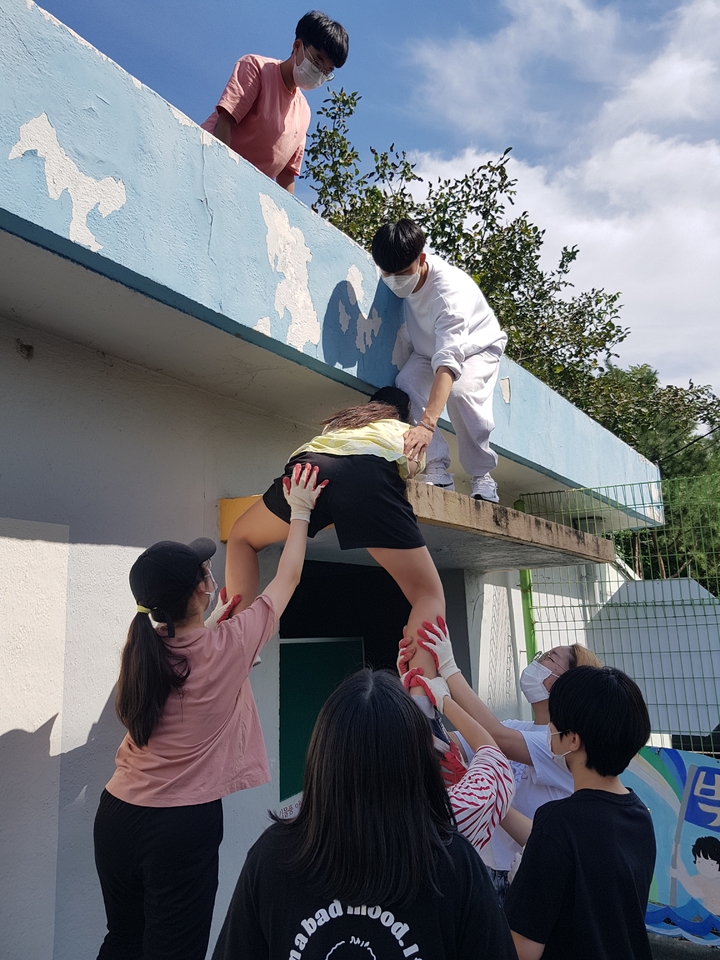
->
[94,789,223,960]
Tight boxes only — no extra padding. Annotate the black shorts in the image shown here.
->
[262,453,426,551]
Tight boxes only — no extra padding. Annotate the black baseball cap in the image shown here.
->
[129,538,217,610]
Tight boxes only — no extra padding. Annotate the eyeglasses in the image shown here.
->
[302,44,334,81]
[533,650,554,664]
[533,649,566,673]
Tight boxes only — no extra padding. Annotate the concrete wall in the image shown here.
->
[0,0,660,493]
[0,518,69,960]
[0,313,306,958]
[465,570,530,723]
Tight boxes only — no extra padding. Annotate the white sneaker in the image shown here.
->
[423,472,455,491]
[471,474,499,502]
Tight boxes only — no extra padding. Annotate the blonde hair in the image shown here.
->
[569,643,603,669]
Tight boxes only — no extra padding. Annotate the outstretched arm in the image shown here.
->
[260,519,309,617]
[403,365,454,463]
[446,672,532,766]
[443,696,498,752]
[415,619,533,766]
[237,463,326,619]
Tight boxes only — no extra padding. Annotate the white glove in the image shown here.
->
[402,668,451,714]
[417,616,461,681]
[283,462,328,522]
[204,587,241,629]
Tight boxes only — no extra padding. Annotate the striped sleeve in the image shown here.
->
[448,745,515,853]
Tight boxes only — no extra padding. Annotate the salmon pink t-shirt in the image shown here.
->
[201,55,311,179]
[106,594,277,807]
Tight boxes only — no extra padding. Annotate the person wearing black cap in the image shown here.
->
[225,387,446,646]
[93,464,326,960]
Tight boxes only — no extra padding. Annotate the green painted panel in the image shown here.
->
[279,638,364,802]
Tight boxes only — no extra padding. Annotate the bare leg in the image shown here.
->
[366,546,444,691]
[225,500,290,612]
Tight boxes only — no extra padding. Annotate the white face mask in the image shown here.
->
[547,725,572,772]
[382,268,421,298]
[293,44,328,90]
[519,659,553,703]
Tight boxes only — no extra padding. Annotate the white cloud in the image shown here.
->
[411,0,628,145]
[414,137,720,393]
[409,0,720,393]
[593,0,720,140]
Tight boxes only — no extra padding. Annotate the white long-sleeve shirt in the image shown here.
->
[404,254,507,378]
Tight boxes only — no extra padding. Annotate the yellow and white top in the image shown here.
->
[290,419,425,481]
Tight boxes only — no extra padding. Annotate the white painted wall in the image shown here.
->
[0,313,307,959]
[0,518,69,960]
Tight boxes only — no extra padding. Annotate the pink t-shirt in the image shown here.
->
[201,55,311,179]
[106,595,277,807]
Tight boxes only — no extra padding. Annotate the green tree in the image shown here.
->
[581,365,720,478]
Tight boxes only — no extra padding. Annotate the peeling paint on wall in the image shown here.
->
[345,264,364,306]
[9,113,126,252]
[344,264,382,354]
[338,300,350,334]
[391,322,412,370]
[254,316,271,336]
[259,193,320,353]
[355,306,382,354]
[169,105,194,128]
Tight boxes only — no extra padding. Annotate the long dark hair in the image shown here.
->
[116,581,201,748]
[274,670,456,905]
[320,388,412,433]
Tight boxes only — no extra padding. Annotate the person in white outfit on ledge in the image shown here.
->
[371,218,508,502]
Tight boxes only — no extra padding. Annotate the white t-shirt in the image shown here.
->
[403,254,507,378]
[478,719,574,872]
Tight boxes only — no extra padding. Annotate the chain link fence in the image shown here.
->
[516,475,720,752]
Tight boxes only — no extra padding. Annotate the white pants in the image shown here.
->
[396,348,502,477]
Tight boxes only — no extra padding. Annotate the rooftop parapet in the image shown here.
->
[0,0,659,494]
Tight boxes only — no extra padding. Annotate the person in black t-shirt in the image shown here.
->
[212,670,515,960]
[504,666,656,960]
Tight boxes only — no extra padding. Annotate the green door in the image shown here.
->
[279,637,364,802]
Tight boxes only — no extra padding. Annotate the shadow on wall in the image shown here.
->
[0,692,124,960]
[0,717,61,960]
[321,278,406,388]
[53,691,124,959]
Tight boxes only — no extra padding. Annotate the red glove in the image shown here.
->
[205,586,242,629]
[438,741,469,788]
[397,628,415,677]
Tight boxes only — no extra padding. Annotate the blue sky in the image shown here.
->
[38,0,720,394]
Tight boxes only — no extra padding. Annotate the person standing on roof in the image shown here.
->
[371,218,508,502]
[201,11,348,193]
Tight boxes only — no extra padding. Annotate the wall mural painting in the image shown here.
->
[623,746,720,944]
